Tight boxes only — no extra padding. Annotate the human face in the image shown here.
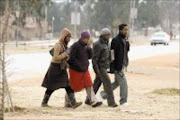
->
[121,26,128,37]
[64,34,71,45]
[82,37,90,45]
[103,34,111,41]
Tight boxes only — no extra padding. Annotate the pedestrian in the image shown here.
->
[68,30,102,107]
[41,28,82,108]
[85,28,118,107]
[100,24,130,106]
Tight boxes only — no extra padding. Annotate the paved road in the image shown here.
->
[7,41,179,81]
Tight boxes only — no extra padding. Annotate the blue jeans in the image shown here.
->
[101,70,128,104]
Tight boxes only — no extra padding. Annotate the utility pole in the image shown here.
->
[74,0,77,40]
[15,0,20,47]
[129,0,136,40]
[71,0,80,41]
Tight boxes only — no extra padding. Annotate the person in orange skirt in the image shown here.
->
[68,30,102,107]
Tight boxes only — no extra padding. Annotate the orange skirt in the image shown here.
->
[69,68,93,92]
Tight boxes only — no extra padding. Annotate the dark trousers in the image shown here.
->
[45,86,74,96]
[93,68,116,105]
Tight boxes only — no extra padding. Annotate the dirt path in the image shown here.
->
[5,53,179,120]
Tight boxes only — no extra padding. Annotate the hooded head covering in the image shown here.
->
[100,28,111,36]
[59,28,71,48]
[80,30,90,39]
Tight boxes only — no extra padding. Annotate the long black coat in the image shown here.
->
[111,33,130,71]
[42,62,69,90]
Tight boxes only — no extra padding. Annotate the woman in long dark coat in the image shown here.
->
[41,28,82,108]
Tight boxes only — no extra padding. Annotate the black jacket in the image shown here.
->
[111,33,130,71]
[92,37,110,74]
[68,40,93,72]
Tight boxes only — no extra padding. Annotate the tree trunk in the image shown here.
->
[0,0,10,119]
[36,17,43,40]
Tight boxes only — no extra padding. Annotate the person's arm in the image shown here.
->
[53,44,68,62]
[68,44,81,68]
[92,43,102,75]
[111,38,116,50]
[87,47,93,59]
[126,41,130,52]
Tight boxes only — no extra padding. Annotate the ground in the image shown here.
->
[4,53,179,120]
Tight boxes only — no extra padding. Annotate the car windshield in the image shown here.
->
[154,34,166,37]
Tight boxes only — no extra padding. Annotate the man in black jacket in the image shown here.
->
[101,24,130,106]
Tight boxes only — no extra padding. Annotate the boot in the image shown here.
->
[67,93,82,109]
[64,94,72,108]
[41,94,50,107]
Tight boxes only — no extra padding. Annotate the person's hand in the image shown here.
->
[65,55,69,60]
[96,73,100,78]
[62,52,69,58]
[87,41,92,48]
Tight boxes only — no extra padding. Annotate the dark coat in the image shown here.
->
[111,33,130,71]
[68,40,93,72]
[92,37,111,74]
[42,62,69,90]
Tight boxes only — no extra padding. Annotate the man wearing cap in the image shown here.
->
[85,28,118,107]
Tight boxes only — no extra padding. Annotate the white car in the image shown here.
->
[150,32,170,46]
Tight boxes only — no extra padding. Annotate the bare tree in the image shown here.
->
[0,0,14,119]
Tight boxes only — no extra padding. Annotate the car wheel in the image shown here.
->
[151,43,153,46]
[167,43,169,45]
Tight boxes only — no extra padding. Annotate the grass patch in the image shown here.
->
[152,88,180,96]
[5,106,26,113]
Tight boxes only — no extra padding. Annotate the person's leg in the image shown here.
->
[99,68,117,107]
[93,76,102,94]
[65,86,82,109]
[85,86,102,107]
[100,78,119,99]
[85,76,102,105]
[115,70,128,105]
[41,89,55,107]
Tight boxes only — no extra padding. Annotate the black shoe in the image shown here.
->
[92,101,103,107]
[68,93,82,109]
[41,94,50,107]
[72,102,83,109]
[65,104,72,108]
[108,103,118,107]
[85,98,91,106]
[41,103,50,107]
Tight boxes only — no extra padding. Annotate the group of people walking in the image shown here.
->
[41,23,130,109]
